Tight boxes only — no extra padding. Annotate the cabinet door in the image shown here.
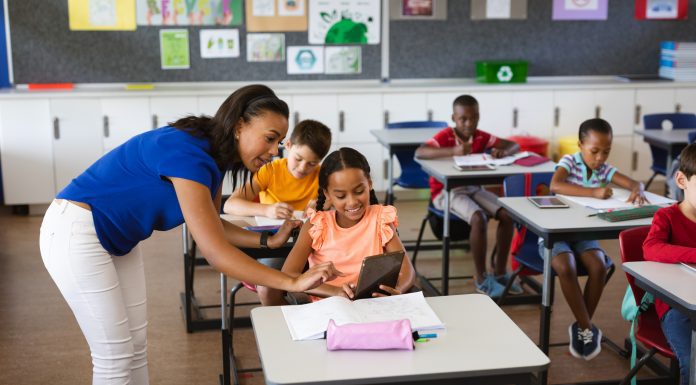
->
[356,142,386,192]
[470,92,513,138]
[635,89,676,129]
[426,92,458,124]
[553,90,594,139]
[675,88,696,115]
[50,99,104,193]
[606,136,633,179]
[0,99,55,203]
[292,94,339,139]
[511,91,553,140]
[101,97,150,153]
[595,90,634,136]
[632,135,654,182]
[337,94,382,144]
[198,95,228,116]
[150,96,198,129]
[383,93,428,126]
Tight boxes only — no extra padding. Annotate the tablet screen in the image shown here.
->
[528,196,569,208]
[354,251,405,300]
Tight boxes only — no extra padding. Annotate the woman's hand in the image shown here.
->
[592,187,613,199]
[267,220,302,249]
[371,285,402,298]
[265,202,293,219]
[289,262,344,292]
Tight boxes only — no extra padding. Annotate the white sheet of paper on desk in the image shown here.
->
[280,291,444,341]
[254,210,306,226]
[453,151,531,167]
[558,188,676,210]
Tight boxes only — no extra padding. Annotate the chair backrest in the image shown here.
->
[503,172,554,198]
[619,226,652,306]
[386,121,448,189]
[643,113,696,130]
[689,130,696,144]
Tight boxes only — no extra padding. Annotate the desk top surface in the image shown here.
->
[623,261,696,311]
[415,158,556,181]
[251,294,549,385]
[370,128,442,147]
[634,129,696,144]
[498,197,653,237]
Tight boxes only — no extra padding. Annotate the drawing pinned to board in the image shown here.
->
[308,0,381,45]
[137,0,243,26]
[552,0,608,20]
[470,0,527,20]
[68,0,136,30]
[635,0,687,20]
[200,29,240,58]
[160,29,190,69]
[247,33,286,61]
[246,0,308,31]
[325,46,361,74]
[389,0,447,20]
[279,0,305,16]
[287,46,324,74]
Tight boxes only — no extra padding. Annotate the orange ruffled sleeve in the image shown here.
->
[379,205,398,246]
[307,208,326,250]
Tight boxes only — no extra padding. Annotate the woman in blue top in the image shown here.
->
[38,84,342,385]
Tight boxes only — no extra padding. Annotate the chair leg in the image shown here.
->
[618,347,657,385]
[497,265,523,306]
[412,215,429,266]
[645,172,657,191]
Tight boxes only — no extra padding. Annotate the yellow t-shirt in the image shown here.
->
[255,158,319,211]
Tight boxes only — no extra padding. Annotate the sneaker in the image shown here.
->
[495,273,523,295]
[580,325,602,361]
[475,274,506,299]
[568,322,584,359]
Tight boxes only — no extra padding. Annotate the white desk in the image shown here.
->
[498,196,653,385]
[370,128,442,205]
[622,261,696,385]
[251,294,549,385]
[415,157,555,295]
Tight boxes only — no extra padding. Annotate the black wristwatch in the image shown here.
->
[260,231,269,249]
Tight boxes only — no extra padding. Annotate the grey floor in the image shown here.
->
[0,190,671,385]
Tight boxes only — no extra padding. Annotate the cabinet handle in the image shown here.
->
[383,111,389,128]
[339,111,345,132]
[553,107,559,127]
[427,109,433,121]
[595,106,601,119]
[53,118,60,140]
[632,151,638,172]
[152,114,158,130]
[293,112,300,127]
[103,116,110,138]
[675,103,682,113]
[512,108,518,128]
[634,105,641,125]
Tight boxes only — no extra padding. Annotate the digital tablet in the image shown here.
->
[354,251,405,300]
[453,164,496,171]
[528,196,569,209]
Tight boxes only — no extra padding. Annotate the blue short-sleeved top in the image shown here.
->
[556,152,617,188]
[57,127,223,256]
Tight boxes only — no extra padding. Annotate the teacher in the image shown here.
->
[39,84,342,385]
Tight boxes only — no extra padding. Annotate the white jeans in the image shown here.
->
[40,200,149,385]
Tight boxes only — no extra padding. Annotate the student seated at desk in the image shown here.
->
[643,143,696,385]
[549,118,647,361]
[264,147,416,304]
[415,94,521,299]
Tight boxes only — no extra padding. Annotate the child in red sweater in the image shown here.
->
[643,142,696,385]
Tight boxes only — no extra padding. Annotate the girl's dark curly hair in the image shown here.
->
[316,147,379,211]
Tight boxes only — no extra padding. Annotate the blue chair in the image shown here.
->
[689,130,696,144]
[384,120,448,205]
[642,113,696,190]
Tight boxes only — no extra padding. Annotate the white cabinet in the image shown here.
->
[0,99,55,204]
[150,96,198,129]
[675,88,696,114]
[101,97,150,153]
[511,91,554,140]
[607,136,633,178]
[198,95,228,116]
[360,142,386,192]
[383,93,427,125]
[292,94,339,139]
[635,89,676,129]
[632,135,654,182]
[337,94,382,144]
[50,99,104,192]
[470,92,513,138]
[553,90,594,140]
[595,90,635,136]
[426,92,458,124]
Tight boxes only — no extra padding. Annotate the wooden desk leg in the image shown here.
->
[539,245,553,385]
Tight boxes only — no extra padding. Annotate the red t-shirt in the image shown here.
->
[424,127,499,199]
[642,204,696,319]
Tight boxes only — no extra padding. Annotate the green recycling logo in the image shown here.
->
[497,66,514,82]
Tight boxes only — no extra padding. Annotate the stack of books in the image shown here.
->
[659,41,696,81]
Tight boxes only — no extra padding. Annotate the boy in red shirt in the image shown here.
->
[643,142,696,385]
[415,94,520,298]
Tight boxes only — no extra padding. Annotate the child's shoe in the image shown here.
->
[580,325,602,361]
[568,322,584,359]
[495,273,523,295]
[475,274,506,299]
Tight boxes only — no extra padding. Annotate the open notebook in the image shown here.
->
[280,291,444,341]
[558,188,676,210]
[453,151,533,167]
[254,210,306,226]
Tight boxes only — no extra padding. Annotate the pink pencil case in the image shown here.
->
[325,319,414,351]
[514,155,551,167]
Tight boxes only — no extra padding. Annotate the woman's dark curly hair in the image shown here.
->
[316,147,379,211]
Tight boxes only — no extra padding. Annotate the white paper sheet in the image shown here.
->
[558,188,675,210]
[254,210,305,226]
[453,151,531,167]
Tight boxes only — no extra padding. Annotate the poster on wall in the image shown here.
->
[137,0,243,26]
[389,0,447,20]
[470,0,527,20]
[247,33,286,61]
[246,0,308,32]
[635,0,687,20]
[552,0,608,20]
[160,29,190,69]
[287,46,324,74]
[68,0,136,30]
[325,46,361,74]
[308,0,381,45]
[200,29,240,58]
